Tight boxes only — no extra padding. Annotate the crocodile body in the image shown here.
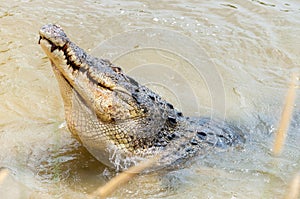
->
[39,24,244,171]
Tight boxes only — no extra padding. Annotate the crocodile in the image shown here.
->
[39,24,245,171]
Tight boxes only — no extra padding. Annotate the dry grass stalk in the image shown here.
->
[89,155,160,198]
[0,169,9,186]
[273,73,298,156]
[284,172,300,199]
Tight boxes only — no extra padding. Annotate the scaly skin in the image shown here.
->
[39,24,244,171]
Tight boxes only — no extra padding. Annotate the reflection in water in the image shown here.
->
[0,0,299,198]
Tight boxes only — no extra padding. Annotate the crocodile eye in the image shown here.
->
[111,66,122,73]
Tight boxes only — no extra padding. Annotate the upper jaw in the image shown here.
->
[38,24,69,48]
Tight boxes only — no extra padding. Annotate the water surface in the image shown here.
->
[0,0,299,198]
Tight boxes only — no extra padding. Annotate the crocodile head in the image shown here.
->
[39,24,142,122]
[39,24,179,167]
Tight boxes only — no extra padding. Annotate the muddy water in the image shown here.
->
[0,0,300,198]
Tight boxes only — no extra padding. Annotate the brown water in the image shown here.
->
[0,0,300,198]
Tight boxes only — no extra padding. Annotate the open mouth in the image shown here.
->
[39,35,114,91]
[39,35,81,71]
[38,36,63,53]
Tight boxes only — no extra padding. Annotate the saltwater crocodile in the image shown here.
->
[39,24,244,171]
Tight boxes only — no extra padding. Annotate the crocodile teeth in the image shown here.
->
[74,58,81,66]
[51,45,58,52]
[65,46,72,53]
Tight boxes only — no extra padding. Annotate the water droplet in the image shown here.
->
[153,17,159,22]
